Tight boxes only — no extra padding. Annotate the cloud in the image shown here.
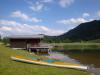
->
[31,18,42,23]
[82,13,90,18]
[96,11,100,17]
[25,0,53,12]
[57,18,90,25]
[25,0,74,11]
[11,10,42,23]
[0,20,20,26]
[0,26,12,31]
[30,2,44,12]
[26,0,74,11]
[0,20,64,36]
[11,10,29,20]
[41,0,53,3]
[36,26,64,36]
[59,0,74,8]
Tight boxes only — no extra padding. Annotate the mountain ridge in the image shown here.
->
[59,20,100,41]
[44,20,100,42]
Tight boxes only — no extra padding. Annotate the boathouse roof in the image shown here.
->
[8,34,44,39]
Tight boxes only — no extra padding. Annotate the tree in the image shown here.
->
[0,35,1,42]
[2,37,9,45]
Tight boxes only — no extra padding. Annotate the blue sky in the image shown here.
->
[0,0,100,36]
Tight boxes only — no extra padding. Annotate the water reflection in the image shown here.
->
[46,51,100,74]
[47,52,80,64]
[64,50,100,68]
[47,50,100,68]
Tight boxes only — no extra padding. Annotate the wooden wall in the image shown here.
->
[10,39,41,49]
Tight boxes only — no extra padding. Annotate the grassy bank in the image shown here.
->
[51,43,100,51]
[0,43,90,75]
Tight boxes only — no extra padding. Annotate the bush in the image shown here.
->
[2,37,9,45]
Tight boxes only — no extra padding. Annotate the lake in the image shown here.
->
[64,50,100,68]
[47,50,100,74]
[48,50,100,68]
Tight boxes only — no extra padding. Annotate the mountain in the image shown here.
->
[59,20,100,41]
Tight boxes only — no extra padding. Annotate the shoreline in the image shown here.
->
[50,43,100,51]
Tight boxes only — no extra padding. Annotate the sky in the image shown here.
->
[0,0,100,36]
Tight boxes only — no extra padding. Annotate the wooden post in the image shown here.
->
[48,48,52,55]
[37,49,39,54]
[28,48,31,53]
[48,48,49,54]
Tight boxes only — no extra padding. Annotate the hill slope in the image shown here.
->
[59,20,100,41]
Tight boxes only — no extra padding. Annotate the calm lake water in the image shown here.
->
[65,50,100,68]
[47,50,100,74]
[48,50,100,68]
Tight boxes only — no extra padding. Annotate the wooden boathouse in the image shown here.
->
[8,35,52,54]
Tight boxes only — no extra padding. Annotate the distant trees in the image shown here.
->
[2,37,9,45]
[43,36,72,43]
[0,35,1,42]
[0,35,9,45]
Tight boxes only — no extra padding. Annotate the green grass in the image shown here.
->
[51,43,100,51]
[0,43,90,75]
[87,39,100,43]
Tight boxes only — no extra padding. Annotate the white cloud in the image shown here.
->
[0,26,12,31]
[41,0,53,3]
[96,11,100,17]
[0,20,64,36]
[31,18,42,23]
[25,0,53,12]
[11,10,42,23]
[25,0,74,11]
[57,18,89,25]
[0,20,20,26]
[59,0,74,8]
[36,26,64,36]
[11,11,29,20]
[82,13,90,17]
[30,2,44,12]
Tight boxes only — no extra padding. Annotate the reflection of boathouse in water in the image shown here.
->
[8,34,52,54]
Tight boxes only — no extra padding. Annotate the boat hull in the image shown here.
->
[11,56,88,70]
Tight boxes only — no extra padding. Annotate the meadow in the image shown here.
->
[51,43,100,51]
[0,43,91,75]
